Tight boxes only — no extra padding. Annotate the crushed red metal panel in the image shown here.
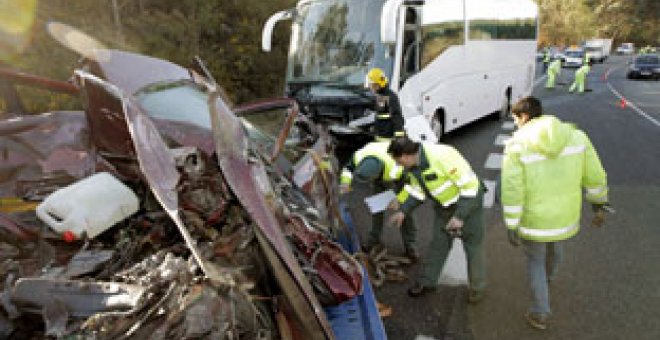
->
[209,89,334,338]
[0,111,97,199]
[85,50,191,96]
[0,67,79,95]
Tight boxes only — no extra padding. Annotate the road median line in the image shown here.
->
[607,82,660,128]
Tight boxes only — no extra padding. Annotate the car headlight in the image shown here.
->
[630,66,639,71]
[654,68,660,73]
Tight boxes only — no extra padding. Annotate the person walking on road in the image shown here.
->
[545,58,562,89]
[387,137,486,303]
[569,61,591,93]
[366,68,405,141]
[542,48,551,73]
[501,96,610,330]
[340,141,419,261]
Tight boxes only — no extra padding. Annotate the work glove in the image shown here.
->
[445,217,464,237]
[591,203,614,228]
[507,229,521,247]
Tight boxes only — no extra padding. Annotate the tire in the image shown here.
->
[431,113,444,141]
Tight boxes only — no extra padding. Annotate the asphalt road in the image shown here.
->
[348,55,660,339]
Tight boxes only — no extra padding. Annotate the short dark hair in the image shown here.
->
[511,96,542,119]
[387,136,419,158]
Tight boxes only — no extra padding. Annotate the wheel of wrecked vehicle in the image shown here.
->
[431,113,444,141]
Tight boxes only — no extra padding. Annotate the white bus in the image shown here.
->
[262,0,538,142]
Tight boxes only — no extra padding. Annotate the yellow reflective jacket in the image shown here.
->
[501,115,608,242]
[340,142,403,186]
[548,59,562,75]
[397,143,480,212]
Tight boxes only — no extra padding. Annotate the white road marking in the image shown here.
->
[482,180,497,208]
[502,121,515,130]
[415,334,440,340]
[495,134,511,146]
[607,83,660,127]
[484,153,503,170]
[415,335,440,340]
[437,238,468,286]
[603,66,616,80]
[533,74,547,88]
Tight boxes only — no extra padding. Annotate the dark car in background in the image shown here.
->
[627,54,660,80]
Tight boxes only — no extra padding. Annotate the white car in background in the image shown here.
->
[562,48,585,68]
[616,43,635,55]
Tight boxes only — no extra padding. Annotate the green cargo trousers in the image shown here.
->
[569,67,589,93]
[366,183,417,251]
[417,188,486,293]
[545,70,558,88]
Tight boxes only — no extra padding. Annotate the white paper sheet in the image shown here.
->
[364,190,396,214]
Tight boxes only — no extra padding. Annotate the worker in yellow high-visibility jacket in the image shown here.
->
[340,141,419,261]
[502,96,609,330]
[545,58,562,89]
[569,61,591,93]
[387,137,486,303]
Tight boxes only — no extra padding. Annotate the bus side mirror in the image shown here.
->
[262,10,293,52]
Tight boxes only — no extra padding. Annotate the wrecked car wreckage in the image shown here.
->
[0,49,369,339]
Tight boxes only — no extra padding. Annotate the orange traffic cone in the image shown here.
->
[620,98,626,109]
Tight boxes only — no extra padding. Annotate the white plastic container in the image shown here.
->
[36,172,139,239]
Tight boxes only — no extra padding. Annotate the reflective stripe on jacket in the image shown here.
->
[340,142,403,186]
[373,87,404,138]
[501,115,608,242]
[397,143,480,207]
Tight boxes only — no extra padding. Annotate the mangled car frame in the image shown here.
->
[0,48,375,339]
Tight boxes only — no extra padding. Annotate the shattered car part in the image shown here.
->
[0,111,96,199]
[76,71,222,285]
[78,251,273,340]
[356,248,411,288]
[63,249,114,278]
[1,44,370,339]
[43,297,68,337]
[11,278,146,317]
[208,87,335,338]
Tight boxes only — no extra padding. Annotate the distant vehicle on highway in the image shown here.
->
[616,43,635,55]
[627,54,660,80]
[562,47,585,68]
[537,46,564,62]
[584,38,612,63]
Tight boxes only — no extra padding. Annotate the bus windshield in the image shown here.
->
[288,0,392,87]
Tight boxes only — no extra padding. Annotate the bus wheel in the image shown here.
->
[431,113,444,141]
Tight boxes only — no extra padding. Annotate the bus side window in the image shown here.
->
[420,0,464,68]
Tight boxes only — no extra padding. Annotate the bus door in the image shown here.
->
[399,7,422,88]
